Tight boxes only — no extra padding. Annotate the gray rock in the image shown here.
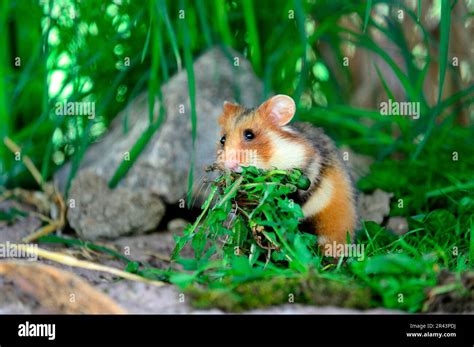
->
[0,278,41,314]
[386,216,409,235]
[112,230,179,265]
[67,170,165,240]
[0,201,42,243]
[247,304,402,314]
[97,282,217,314]
[358,189,393,224]
[57,47,263,240]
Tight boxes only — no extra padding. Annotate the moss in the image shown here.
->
[187,273,372,312]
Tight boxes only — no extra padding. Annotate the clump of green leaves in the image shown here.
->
[169,166,319,287]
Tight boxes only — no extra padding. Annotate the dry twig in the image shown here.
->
[3,136,66,242]
[13,244,166,286]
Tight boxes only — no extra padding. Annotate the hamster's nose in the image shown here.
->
[224,160,242,173]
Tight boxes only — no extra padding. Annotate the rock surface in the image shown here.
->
[67,171,166,240]
[357,189,393,224]
[386,216,409,235]
[0,261,125,314]
[0,201,41,243]
[58,47,263,240]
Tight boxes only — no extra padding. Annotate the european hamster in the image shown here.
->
[217,94,357,248]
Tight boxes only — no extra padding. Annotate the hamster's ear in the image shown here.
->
[219,101,241,126]
[257,94,295,126]
[223,101,241,114]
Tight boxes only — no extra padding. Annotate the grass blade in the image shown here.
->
[179,3,197,207]
[437,0,451,105]
[108,108,165,189]
[374,63,396,102]
[140,16,152,64]
[65,121,91,195]
[214,0,233,46]
[157,0,182,71]
[12,244,165,286]
[196,0,212,47]
[417,0,421,22]
[344,29,417,101]
[149,0,161,124]
[293,0,307,106]
[435,84,474,116]
[413,0,451,159]
[40,4,53,181]
[470,217,474,267]
[4,136,44,188]
[242,0,261,75]
[425,180,474,199]
[39,234,132,263]
[123,72,149,134]
[363,0,372,33]
[0,0,10,175]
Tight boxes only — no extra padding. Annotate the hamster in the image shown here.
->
[217,94,358,248]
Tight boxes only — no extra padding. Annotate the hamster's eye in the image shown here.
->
[244,129,255,141]
[220,135,226,145]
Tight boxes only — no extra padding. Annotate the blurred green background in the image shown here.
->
[0,0,473,211]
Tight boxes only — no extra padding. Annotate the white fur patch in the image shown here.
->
[302,177,334,218]
[304,156,322,189]
[267,132,307,169]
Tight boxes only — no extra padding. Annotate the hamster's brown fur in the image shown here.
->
[217,95,357,249]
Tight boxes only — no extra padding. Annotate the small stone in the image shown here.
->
[358,189,393,224]
[386,216,409,235]
[167,218,189,233]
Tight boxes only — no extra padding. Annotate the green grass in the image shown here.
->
[170,167,313,279]
[241,0,261,75]
[214,0,234,47]
[0,0,11,179]
[413,0,452,159]
[170,157,472,312]
[363,0,372,33]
